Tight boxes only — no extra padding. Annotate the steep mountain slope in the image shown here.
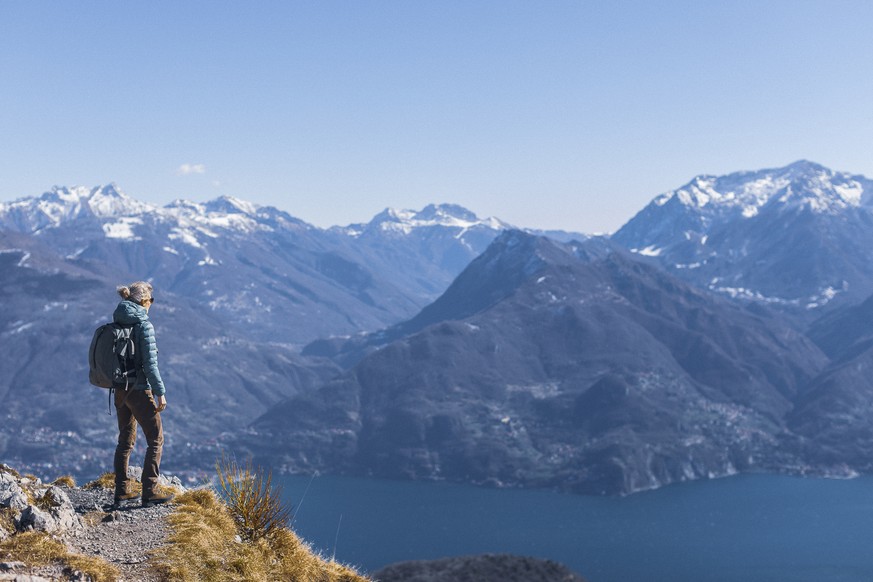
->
[241,231,827,495]
[786,293,873,469]
[612,161,873,318]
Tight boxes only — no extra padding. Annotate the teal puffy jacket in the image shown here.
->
[112,300,166,396]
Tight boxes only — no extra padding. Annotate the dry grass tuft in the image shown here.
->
[34,490,61,511]
[0,507,16,535]
[0,465,21,478]
[216,455,290,542]
[85,472,116,490]
[52,475,77,488]
[0,530,120,582]
[151,482,369,581]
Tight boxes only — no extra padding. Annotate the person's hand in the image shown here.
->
[156,394,167,412]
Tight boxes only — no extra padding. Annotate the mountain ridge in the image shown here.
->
[241,231,829,495]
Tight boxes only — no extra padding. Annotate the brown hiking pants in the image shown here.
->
[113,388,164,499]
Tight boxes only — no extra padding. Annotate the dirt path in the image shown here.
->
[62,487,174,582]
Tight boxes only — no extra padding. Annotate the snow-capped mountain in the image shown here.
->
[612,161,873,316]
[0,185,154,233]
[0,187,525,345]
[328,203,515,298]
[338,203,507,238]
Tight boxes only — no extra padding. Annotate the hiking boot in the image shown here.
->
[109,491,140,510]
[141,493,175,508]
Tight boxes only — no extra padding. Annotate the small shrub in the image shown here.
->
[52,475,76,488]
[215,455,291,542]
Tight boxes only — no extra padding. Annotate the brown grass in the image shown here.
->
[34,490,61,512]
[0,531,120,582]
[85,472,116,490]
[52,475,77,488]
[0,507,16,536]
[151,486,368,581]
[0,465,21,478]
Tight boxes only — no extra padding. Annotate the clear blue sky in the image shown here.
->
[1,1,871,233]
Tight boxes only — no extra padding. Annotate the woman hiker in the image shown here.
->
[111,281,173,509]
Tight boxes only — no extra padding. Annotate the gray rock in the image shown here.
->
[15,505,54,532]
[0,575,54,582]
[0,562,25,572]
[127,466,184,490]
[14,487,82,533]
[44,486,82,532]
[0,473,29,511]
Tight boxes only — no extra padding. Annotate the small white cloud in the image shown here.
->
[212,180,222,188]
[177,163,206,176]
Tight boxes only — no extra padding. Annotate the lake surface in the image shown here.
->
[279,472,873,582]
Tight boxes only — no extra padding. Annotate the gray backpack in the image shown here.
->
[88,323,138,389]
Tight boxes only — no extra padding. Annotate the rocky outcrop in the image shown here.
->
[0,471,29,511]
[0,467,83,535]
[372,554,587,582]
[0,464,185,581]
[15,487,82,534]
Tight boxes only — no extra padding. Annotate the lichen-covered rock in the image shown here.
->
[126,466,184,489]
[13,486,82,534]
[15,505,54,532]
[43,486,82,532]
[0,472,28,511]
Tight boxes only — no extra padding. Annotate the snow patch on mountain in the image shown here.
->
[632,245,662,257]
[651,161,873,220]
[102,217,143,240]
[339,203,510,238]
[0,249,31,267]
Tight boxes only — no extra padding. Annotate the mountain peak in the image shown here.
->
[203,195,259,215]
[0,183,154,233]
[342,203,508,237]
[414,203,479,222]
[651,161,872,217]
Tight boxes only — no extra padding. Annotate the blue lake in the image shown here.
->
[279,473,873,582]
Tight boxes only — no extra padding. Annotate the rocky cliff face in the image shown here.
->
[239,232,829,495]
